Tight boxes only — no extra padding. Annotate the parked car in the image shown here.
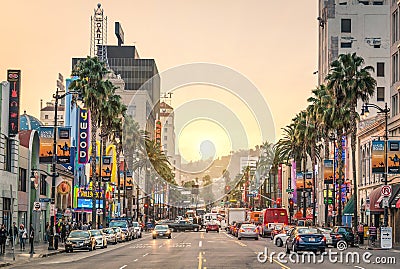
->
[237,224,259,240]
[206,222,219,233]
[111,227,126,242]
[132,222,142,238]
[152,225,172,239]
[331,226,355,247]
[102,228,118,245]
[109,219,134,241]
[89,229,107,249]
[273,228,294,247]
[286,227,326,254]
[318,227,333,246]
[65,230,96,253]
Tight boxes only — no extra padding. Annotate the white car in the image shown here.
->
[273,228,293,247]
[89,229,107,249]
[132,222,142,238]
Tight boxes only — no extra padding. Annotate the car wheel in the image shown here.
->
[206,230,208,233]
[277,238,283,247]
[320,248,325,255]
[89,245,92,252]
[255,237,259,240]
[217,230,219,233]
[238,237,241,240]
[168,235,171,239]
[152,236,156,239]
[70,249,73,253]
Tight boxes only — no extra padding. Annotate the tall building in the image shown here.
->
[318,0,391,226]
[40,74,66,126]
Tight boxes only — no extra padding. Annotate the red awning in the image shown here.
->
[368,186,384,213]
[396,199,400,209]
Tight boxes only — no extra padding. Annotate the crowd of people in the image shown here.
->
[0,222,35,254]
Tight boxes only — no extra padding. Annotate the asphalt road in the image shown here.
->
[8,230,400,269]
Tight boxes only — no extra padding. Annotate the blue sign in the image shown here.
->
[77,198,103,209]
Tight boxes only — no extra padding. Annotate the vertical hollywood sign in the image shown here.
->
[7,70,21,136]
[155,120,162,146]
[78,108,89,164]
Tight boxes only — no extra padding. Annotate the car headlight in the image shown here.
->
[166,230,171,234]
[66,241,72,244]
[152,231,157,235]
[84,239,90,244]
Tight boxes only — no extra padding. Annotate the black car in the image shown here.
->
[331,226,355,247]
[286,227,326,254]
[65,230,96,252]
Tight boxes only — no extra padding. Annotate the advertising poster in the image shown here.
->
[78,108,89,164]
[323,160,334,184]
[372,141,385,174]
[57,127,71,163]
[89,156,100,179]
[126,170,133,190]
[155,120,161,146]
[388,141,400,174]
[296,172,313,189]
[101,156,113,182]
[39,126,54,163]
[7,70,21,136]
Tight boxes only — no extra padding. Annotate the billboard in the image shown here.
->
[78,108,89,164]
[89,156,100,179]
[323,160,334,184]
[388,141,400,174]
[77,198,103,209]
[7,70,21,136]
[126,170,133,190]
[101,156,113,182]
[155,120,161,146]
[57,127,71,163]
[296,172,313,189]
[39,126,54,163]
[372,141,385,174]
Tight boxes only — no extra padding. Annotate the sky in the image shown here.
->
[0,1,319,161]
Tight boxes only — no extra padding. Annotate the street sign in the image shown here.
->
[247,193,256,197]
[381,185,392,197]
[33,202,41,211]
[380,227,392,249]
[286,188,294,193]
[39,198,51,203]
[383,197,389,208]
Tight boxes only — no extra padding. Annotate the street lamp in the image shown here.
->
[361,102,390,227]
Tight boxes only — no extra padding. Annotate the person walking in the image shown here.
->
[29,224,35,254]
[0,224,7,254]
[18,224,27,251]
[8,222,17,250]
[61,223,66,244]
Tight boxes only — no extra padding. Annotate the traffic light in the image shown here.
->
[144,203,148,208]
[225,185,231,193]
[289,199,294,212]
[276,198,281,208]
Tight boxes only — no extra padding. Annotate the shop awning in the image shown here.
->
[368,186,384,213]
[389,184,400,209]
[343,196,355,216]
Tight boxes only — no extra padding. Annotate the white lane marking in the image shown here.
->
[199,241,202,247]
[354,266,365,269]
[120,265,127,269]
[134,259,138,262]
[143,253,149,257]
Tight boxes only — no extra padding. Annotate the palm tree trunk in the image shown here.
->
[311,145,316,226]
[302,150,307,219]
[336,129,344,226]
[91,114,98,228]
[351,103,358,230]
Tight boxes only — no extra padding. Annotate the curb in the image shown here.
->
[39,249,66,258]
[0,263,11,268]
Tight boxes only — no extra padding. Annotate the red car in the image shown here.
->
[206,223,219,233]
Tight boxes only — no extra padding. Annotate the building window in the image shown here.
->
[164,127,167,132]
[18,168,27,192]
[393,10,399,44]
[127,105,136,117]
[392,52,399,85]
[359,0,369,4]
[377,62,385,77]
[392,94,399,116]
[341,42,352,48]
[341,19,351,33]
[373,1,383,5]
[2,198,11,230]
[5,138,12,172]
[44,115,48,120]
[40,174,47,196]
[164,136,167,141]
[377,87,385,102]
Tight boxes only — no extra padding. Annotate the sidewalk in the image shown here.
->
[0,241,65,267]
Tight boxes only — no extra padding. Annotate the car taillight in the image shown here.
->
[296,235,302,242]
[254,228,258,233]
[335,235,341,239]
[323,236,326,242]
[239,229,245,233]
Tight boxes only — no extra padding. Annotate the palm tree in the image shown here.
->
[70,56,114,228]
[145,139,174,184]
[326,53,376,228]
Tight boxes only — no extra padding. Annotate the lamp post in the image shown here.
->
[328,133,337,227]
[361,102,390,227]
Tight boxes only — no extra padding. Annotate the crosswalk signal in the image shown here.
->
[276,198,281,208]
[289,199,294,212]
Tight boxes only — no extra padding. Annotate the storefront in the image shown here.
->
[389,184,400,245]
[366,186,384,228]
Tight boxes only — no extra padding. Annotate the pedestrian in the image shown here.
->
[18,224,27,251]
[9,222,17,250]
[45,222,50,243]
[61,223,66,243]
[0,224,7,254]
[29,224,35,254]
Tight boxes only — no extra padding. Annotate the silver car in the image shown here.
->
[132,222,142,238]
[89,229,107,249]
[103,228,118,245]
[238,224,259,240]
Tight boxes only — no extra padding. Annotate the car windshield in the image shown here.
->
[69,231,90,238]
[298,228,319,234]
[90,230,100,236]
[109,221,127,228]
[155,225,169,230]
[103,229,113,234]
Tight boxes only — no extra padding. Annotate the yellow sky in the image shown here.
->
[0,0,319,159]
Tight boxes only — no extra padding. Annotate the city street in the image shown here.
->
[6,230,400,269]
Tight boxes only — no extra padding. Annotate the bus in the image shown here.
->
[258,208,288,237]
